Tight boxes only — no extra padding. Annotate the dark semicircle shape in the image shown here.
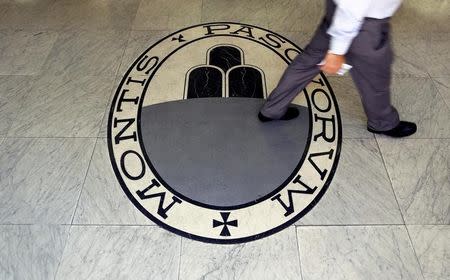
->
[140,97,310,208]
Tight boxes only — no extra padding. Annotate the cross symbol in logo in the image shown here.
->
[212,212,238,237]
[172,34,186,43]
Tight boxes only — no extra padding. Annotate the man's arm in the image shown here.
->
[328,0,372,55]
[321,0,372,74]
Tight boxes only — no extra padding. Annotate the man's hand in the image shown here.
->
[320,52,346,75]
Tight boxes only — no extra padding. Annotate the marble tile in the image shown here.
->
[133,0,202,30]
[0,0,140,31]
[73,139,152,225]
[0,30,58,75]
[179,227,302,280]
[0,225,69,280]
[280,32,312,50]
[98,31,170,137]
[392,34,430,78]
[432,76,450,109]
[97,75,123,138]
[388,76,450,138]
[41,30,129,77]
[118,30,169,76]
[265,0,325,36]
[326,76,375,138]
[8,74,114,137]
[98,76,122,138]
[0,138,95,224]
[392,33,450,78]
[415,33,450,78]
[55,226,180,280]
[45,0,140,31]
[0,76,32,136]
[202,0,268,28]
[297,139,403,225]
[377,139,450,225]
[408,225,450,280]
[0,0,55,30]
[297,226,423,280]
[392,0,450,35]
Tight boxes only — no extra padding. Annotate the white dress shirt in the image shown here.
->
[328,0,403,55]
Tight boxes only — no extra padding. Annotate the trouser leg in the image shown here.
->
[349,63,400,131]
[260,21,330,119]
[346,20,400,131]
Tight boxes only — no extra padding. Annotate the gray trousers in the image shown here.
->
[260,1,400,131]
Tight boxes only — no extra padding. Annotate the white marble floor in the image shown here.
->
[0,0,449,279]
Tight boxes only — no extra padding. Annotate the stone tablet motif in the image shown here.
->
[185,44,266,99]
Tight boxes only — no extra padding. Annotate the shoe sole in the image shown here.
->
[367,128,417,138]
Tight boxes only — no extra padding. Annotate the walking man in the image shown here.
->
[259,0,417,138]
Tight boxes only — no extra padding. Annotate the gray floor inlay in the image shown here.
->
[141,98,309,207]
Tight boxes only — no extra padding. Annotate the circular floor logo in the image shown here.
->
[108,22,342,243]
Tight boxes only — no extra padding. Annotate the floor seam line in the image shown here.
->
[69,138,98,225]
[177,238,183,280]
[94,29,132,138]
[374,136,407,224]
[404,224,427,280]
[295,228,306,280]
[294,223,408,227]
[374,137,426,279]
[4,136,99,139]
[429,76,450,111]
[5,223,449,227]
[114,29,132,78]
[52,224,73,280]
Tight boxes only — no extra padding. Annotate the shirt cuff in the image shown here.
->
[329,37,353,55]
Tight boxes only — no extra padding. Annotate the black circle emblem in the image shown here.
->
[108,22,342,244]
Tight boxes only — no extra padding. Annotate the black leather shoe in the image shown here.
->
[368,121,417,137]
[258,107,299,122]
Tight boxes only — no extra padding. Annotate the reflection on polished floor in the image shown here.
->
[0,0,449,279]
